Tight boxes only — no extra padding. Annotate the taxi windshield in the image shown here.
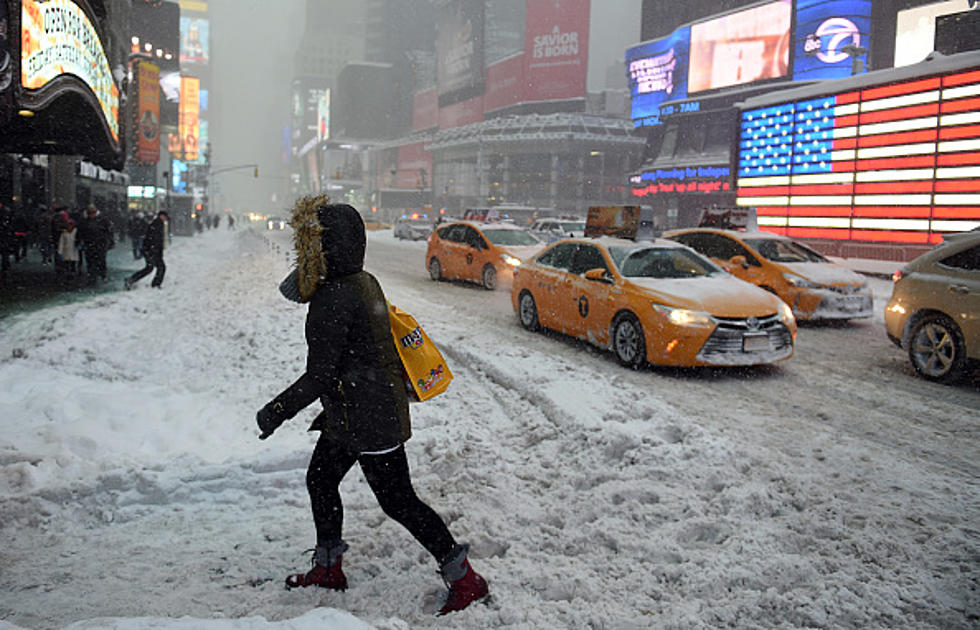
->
[610,246,721,279]
[482,228,541,246]
[558,221,585,232]
[743,238,829,263]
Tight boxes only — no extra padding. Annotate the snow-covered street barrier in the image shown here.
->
[0,228,976,629]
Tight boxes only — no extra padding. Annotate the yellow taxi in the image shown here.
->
[665,228,872,321]
[511,237,797,368]
[426,221,545,290]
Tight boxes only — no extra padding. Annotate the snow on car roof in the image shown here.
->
[456,220,529,231]
[665,227,791,241]
[586,236,688,249]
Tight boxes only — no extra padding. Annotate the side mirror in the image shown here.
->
[584,268,613,284]
[730,255,749,269]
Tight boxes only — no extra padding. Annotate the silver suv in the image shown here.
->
[885,230,980,384]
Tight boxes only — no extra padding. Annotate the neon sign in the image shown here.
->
[737,68,980,243]
[631,165,732,197]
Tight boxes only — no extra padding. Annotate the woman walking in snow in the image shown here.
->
[56,220,80,286]
[254,197,488,615]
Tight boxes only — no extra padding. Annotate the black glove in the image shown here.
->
[256,401,286,440]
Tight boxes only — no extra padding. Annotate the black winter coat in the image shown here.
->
[142,217,166,258]
[78,214,114,252]
[269,204,411,453]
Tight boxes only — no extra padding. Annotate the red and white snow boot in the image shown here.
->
[285,542,348,591]
[437,544,489,615]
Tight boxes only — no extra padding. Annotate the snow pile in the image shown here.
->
[0,228,975,629]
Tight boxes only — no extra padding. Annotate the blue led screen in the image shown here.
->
[793,0,871,81]
[626,26,690,127]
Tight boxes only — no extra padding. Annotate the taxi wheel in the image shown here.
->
[482,264,497,291]
[908,313,968,384]
[518,290,539,332]
[613,313,646,369]
[428,257,442,281]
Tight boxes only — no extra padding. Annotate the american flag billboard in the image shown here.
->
[737,64,980,244]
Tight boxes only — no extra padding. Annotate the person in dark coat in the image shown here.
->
[127,212,148,260]
[124,210,167,289]
[0,202,14,282]
[77,204,114,285]
[255,197,488,615]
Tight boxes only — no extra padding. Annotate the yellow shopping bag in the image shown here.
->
[388,303,453,402]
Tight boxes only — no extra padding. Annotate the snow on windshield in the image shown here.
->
[481,228,541,247]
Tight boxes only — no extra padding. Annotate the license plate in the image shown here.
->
[743,333,771,352]
[838,296,868,312]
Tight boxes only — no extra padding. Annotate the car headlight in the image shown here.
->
[652,304,715,327]
[500,253,521,267]
[777,300,794,325]
[782,272,822,289]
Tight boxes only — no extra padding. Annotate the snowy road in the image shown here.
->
[0,227,976,629]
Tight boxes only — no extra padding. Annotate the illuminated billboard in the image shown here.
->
[291,77,328,155]
[180,17,209,65]
[190,120,208,165]
[134,60,160,165]
[736,66,980,243]
[626,27,691,127]
[179,76,200,162]
[317,89,330,143]
[20,0,120,141]
[437,0,485,107]
[1,0,11,93]
[523,0,590,103]
[688,0,791,94]
[793,0,871,81]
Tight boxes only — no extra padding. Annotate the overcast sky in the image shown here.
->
[205,0,642,215]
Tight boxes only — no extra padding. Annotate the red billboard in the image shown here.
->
[523,0,590,103]
[484,53,524,114]
[439,94,484,129]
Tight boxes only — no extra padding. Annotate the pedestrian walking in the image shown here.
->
[227,214,235,230]
[125,210,168,289]
[57,220,80,284]
[254,198,488,615]
[77,204,114,285]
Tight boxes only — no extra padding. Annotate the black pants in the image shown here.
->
[129,253,165,287]
[85,248,108,281]
[307,438,456,562]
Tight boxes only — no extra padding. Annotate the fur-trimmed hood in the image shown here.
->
[283,196,366,302]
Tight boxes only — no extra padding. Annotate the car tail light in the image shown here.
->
[891,269,906,283]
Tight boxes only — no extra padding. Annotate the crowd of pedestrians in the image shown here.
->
[0,200,241,292]
[0,200,169,290]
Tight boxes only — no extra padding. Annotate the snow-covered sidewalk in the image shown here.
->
[0,228,975,629]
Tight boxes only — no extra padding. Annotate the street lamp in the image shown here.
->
[590,151,605,203]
